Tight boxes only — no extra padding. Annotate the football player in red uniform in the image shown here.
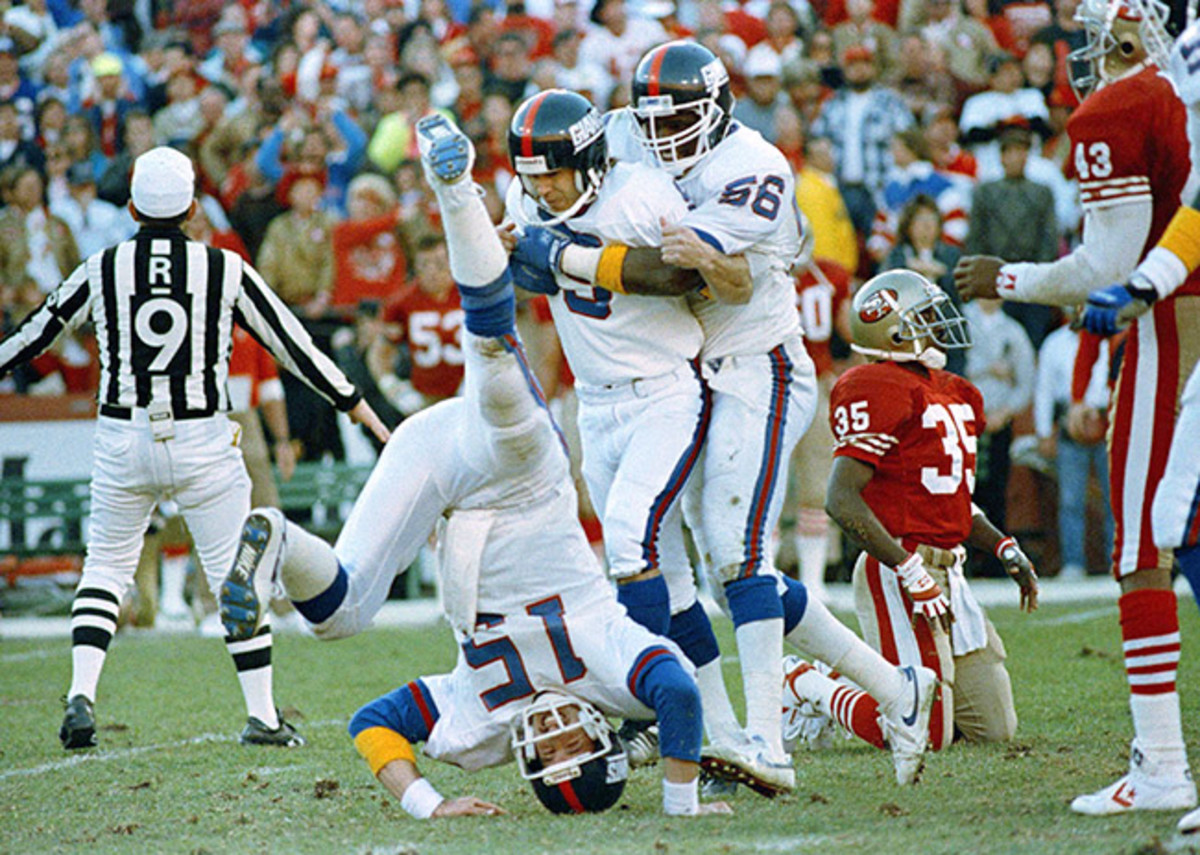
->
[955,0,1200,815]
[783,270,1039,757]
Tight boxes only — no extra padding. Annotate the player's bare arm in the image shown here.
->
[659,218,753,304]
[827,456,953,632]
[376,758,506,819]
[967,511,1040,612]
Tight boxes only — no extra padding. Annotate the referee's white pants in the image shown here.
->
[1153,360,1200,550]
[81,413,250,601]
[684,336,817,582]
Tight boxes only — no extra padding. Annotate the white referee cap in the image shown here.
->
[130,146,195,219]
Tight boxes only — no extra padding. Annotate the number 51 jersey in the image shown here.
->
[830,360,986,550]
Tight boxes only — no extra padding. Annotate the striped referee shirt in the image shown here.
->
[0,225,361,416]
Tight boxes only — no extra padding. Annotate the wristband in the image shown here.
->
[595,244,628,294]
[662,778,699,816]
[994,537,1017,560]
[400,777,445,819]
[894,552,922,576]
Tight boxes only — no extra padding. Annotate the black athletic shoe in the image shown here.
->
[239,714,305,747]
[59,694,97,750]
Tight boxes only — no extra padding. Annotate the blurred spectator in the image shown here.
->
[485,31,537,104]
[0,163,79,293]
[1034,320,1112,578]
[958,51,1050,180]
[331,173,410,315]
[888,32,956,119]
[257,102,368,216]
[868,127,969,263]
[152,69,204,146]
[809,43,913,244]
[733,49,788,142]
[382,234,466,412]
[796,135,860,274]
[227,155,286,263]
[0,36,39,136]
[963,123,1058,347]
[913,0,999,95]
[96,109,154,206]
[1028,0,1084,107]
[83,52,137,158]
[963,297,1035,534]
[882,194,965,375]
[579,0,668,84]
[368,73,450,174]
[546,27,612,107]
[752,1,807,66]
[0,98,45,175]
[257,170,336,316]
[781,56,829,126]
[35,96,69,148]
[924,103,978,178]
[832,0,896,78]
[49,160,132,257]
[775,104,805,169]
[984,0,1053,59]
[42,142,72,207]
[186,199,251,260]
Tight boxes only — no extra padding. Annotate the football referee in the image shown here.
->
[0,147,391,750]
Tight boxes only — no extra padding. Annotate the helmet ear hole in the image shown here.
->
[889,330,905,346]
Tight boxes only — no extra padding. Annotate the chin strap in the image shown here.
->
[850,340,944,368]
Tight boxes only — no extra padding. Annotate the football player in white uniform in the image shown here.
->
[508,41,938,793]
[218,114,730,818]
[500,88,747,771]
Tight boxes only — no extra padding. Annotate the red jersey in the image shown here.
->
[794,259,850,377]
[331,211,408,313]
[228,327,282,413]
[384,284,464,400]
[1067,65,1200,298]
[830,361,986,549]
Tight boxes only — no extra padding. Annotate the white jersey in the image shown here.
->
[675,123,803,361]
[506,163,702,387]
[420,600,674,770]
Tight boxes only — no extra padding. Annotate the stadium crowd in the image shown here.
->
[0,0,1114,589]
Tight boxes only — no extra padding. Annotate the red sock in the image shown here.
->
[830,685,886,750]
[1120,588,1181,695]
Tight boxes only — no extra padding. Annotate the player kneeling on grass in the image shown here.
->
[783,270,1039,756]
[219,114,730,817]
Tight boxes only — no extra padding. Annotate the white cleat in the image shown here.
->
[781,655,838,753]
[219,508,286,642]
[700,736,796,798]
[1178,804,1200,833]
[878,665,937,786]
[1071,742,1196,816]
[416,114,475,185]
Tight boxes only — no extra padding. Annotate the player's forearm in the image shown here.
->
[560,243,703,296]
[259,397,290,444]
[1129,205,1200,300]
[966,506,1006,554]
[377,759,447,818]
[695,252,751,305]
[825,481,908,567]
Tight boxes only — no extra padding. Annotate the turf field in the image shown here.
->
[4,598,1200,854]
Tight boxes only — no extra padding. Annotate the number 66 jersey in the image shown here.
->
[830,360,985,549]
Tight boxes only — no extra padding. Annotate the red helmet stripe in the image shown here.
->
[559,780,587,813]
[520,91,552,158]
[647,46,668,97]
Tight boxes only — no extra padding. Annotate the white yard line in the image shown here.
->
[1036,606,1118,626]
[0,719,346,781]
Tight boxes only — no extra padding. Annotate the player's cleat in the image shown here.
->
[59,694,97,750]
[239,713,305,748]
[618,719,660,768]
[699,770,738,798]
[219,510,285,642]
[416,114,475,184]
[1178,804,1200,833]
[781,656,838,753]
[878,665,937,786]
[700,736,796,798]
[1071,741,1196,815]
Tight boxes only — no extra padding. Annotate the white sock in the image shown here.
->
[279,521,339,602]
[796,508,829,600]
[235,664,279,728]
[695,659,743,747]
[785,598,903,705]
[430,181,507,287]
[68,646,107,702]
[1131,693,1188,768]
[784,664,838,714]
[159,552,189,615]
[735,617,785,759]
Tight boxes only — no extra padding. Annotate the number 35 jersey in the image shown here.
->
[830,361,986,549]
[675,122,802,361]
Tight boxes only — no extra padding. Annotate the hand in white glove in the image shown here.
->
[894,552,953,633]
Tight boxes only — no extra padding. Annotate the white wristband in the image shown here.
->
[1134,247,1188,300]
[560,243,602,284]
[663,777,699,816]
[400,777,445,819]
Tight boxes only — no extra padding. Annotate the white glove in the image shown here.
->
[894,552,952,632]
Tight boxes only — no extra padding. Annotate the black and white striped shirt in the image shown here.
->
[0,226,360,416]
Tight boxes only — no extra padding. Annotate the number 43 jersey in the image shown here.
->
[830,361,986,550]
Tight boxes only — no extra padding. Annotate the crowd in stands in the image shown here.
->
[0,0,1116,580]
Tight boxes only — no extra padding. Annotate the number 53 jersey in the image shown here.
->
[830,361,986,550]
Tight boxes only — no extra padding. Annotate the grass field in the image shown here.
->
[4,600,1200,854]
